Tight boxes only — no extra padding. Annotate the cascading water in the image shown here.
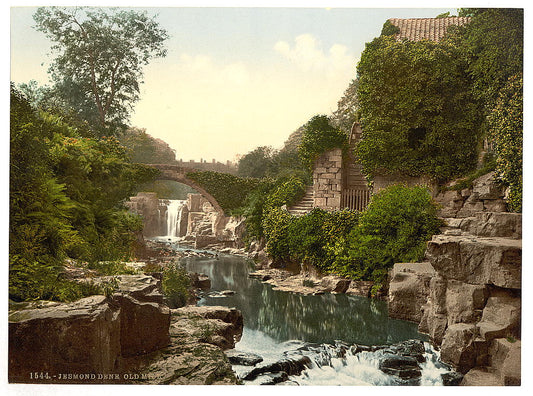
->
[166,199,186,238]
[182,255,461,386]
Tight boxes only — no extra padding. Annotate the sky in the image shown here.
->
[9,2,466,163]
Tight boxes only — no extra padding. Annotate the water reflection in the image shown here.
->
[183,255,425,346]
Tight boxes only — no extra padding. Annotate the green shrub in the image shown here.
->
[262,207,294,264]
[162,262,191,308]
[332,185,441,283]
[286,208,359,270]
[298,115,348,170]
[236,178,277,240]
[264,176,307,211]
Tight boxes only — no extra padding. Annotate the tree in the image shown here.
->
[119,127,177,164]
[330,78,360,134]
[237,146,275,178]
[33,7,168,133]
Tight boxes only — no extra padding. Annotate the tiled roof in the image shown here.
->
[388,17,471,42]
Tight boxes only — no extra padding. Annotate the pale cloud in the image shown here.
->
[274,34,354,78]
[131,34,356,162]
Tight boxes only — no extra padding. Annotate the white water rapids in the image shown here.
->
[232,328,452,386]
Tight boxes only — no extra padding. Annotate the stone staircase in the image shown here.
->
[287,186,315,216]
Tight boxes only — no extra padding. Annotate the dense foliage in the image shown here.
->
[186,171,261,214]
[9,87,157,301]
[285,209,359,271]
[330,185,441,286]
[298,115,348,169]
[33,7,168,133]
[162,262,191,308]
[356,34,483,181]
[260,185,440,291]
[356,9,523,198]
[488,74,523,212]
[119,127,178,164]
[457,9,523,112]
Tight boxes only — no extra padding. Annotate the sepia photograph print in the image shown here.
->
[7,0,525,389]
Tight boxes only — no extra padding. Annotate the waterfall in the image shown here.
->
[166,200,186,238]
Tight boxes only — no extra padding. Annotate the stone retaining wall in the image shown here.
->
[313,148,343,210]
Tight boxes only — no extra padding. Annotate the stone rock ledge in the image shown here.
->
[134,306,243,385]
[248,269,372,297]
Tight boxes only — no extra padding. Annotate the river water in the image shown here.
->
[178,252,455,386]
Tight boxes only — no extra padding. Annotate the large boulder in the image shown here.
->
[440,323,478,373]
[139,308,239,385]
[489,338,521,386]
[419,275,448,345]
[461,212,522,239]
[9,274,172,383]
[388,262,435,322]
[102,275,171,358]
[9,295,121,383]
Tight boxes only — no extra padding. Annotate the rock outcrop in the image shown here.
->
[434,172,508,218]
[136,306,243,384]
[9,273,243,385]
[388,262,436,322]
[389,173,521,385]
[9,274,171,383]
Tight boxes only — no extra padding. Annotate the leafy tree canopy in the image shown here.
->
[237,146,275,178]
[33,7,168,134]
[119,127,178,164]
[298,115,348,170]
[330,78,360,134]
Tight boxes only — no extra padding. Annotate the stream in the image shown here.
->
[175,250,457,386]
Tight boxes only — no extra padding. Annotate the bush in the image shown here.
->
[286,208,359,270]
[298,115,348,169]
[332,185,442,284]
[262,207,294,264]
[264,176,307,211]
[162,262,191,308]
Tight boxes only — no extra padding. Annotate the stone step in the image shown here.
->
[287,186,315,215]
[425,234,521,289]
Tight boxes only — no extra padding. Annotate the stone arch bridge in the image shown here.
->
[148,164,224,216]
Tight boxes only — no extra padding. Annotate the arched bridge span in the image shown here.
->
[148,164,225,215]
